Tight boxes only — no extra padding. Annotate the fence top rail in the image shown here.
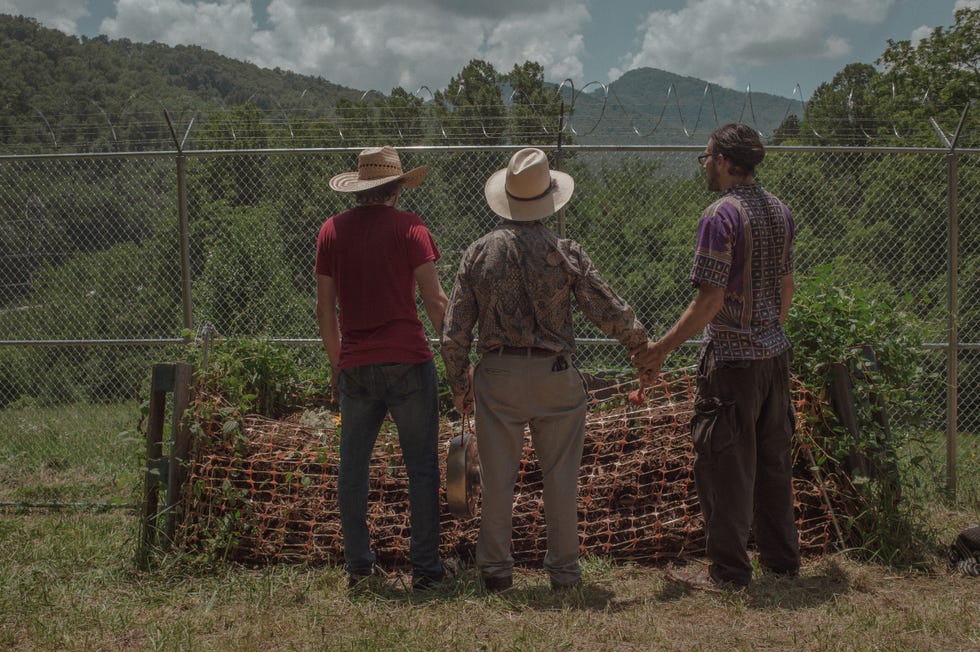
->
[1,144,977,163]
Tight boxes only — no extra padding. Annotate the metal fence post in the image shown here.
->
[941,100,972,497]
[177,154,193,332]
[164,110,194,332]
[946,149,958,497]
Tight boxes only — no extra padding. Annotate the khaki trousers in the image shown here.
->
[473,352,587,586]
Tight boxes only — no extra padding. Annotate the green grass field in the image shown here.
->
[0,509,978,651]
[0,402,141,505]
[0,404,978,650]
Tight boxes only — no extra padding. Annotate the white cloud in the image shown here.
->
[613,0,896,90]
[94,0,591,93]
[0,0,89,34]
[102,0,258,63]
[909,25,933,46]
[483,4,589,83]
[909,1,976,46]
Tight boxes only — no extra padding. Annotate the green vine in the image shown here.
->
[785,265,936,567]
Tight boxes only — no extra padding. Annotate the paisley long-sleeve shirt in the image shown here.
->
[441,220,648,396]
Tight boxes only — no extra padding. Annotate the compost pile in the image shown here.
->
[176,367,844,566]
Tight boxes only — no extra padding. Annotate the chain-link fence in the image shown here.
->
[1,145,977,505]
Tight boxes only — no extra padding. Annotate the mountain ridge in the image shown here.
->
[0,13,798,150]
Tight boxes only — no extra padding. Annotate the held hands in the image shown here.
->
[629,340,668,404]
[632,339,667,381]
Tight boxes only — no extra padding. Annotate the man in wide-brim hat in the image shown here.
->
[441,147,650,592]
[315,145,449,591]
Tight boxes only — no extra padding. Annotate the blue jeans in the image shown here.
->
[337,359,443,581]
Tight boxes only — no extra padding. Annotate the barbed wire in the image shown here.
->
[1,78,975,153]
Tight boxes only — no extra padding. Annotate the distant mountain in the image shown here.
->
[562,68,802,144]
[0,14,365,152]
[0,14,799,152]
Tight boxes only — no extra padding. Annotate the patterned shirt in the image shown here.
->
[441,221,648,396]
[690,183,795,360]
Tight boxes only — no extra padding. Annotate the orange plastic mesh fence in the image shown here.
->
[175,368,843,566]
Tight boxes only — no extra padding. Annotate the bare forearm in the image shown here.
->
[780,274,794,324]
[659,285,725,354]
[316,308,340,369]
[634,285,724,377]
[415,261,448,335]
[422,294,448,335]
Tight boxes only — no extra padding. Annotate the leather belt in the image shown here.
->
[494,346,557,357]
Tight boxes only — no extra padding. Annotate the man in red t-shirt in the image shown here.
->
[314,146,448,591]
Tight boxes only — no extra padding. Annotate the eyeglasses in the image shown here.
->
[697,153,714,165]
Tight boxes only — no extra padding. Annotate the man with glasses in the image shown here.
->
[635,123,799,590]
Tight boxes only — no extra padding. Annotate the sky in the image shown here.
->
[1,0,978,99]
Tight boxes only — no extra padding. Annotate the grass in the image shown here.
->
[0,509,978,651]
[0,402,141,505]
[0,404,978,650]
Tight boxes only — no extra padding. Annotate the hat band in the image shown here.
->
[506,179,556,202]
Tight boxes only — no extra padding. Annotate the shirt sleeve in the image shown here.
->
[406,214,440,269]
[689,205,736,289]
[569,242,648,352]
[440,255,478,396]
[313,219,334,277]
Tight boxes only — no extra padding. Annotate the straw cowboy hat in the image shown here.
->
[329,145,428,192]
[484,147,574,221]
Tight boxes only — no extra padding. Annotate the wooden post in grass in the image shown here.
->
[164,362,194,546]
[138,362,194,568]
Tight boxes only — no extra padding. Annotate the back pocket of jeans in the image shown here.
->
[382,363,421,400]
[691,397,737,459]
[338,369,369,400]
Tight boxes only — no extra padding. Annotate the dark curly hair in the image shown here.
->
[709,123,765,177]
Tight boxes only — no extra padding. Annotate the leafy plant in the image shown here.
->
[185,335,328,419]
[786,265,935,566]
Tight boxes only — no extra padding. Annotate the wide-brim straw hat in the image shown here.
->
[329,145,428,192]
[484,148,574,221]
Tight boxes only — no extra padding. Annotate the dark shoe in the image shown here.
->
[550,578,582,592]
[347,565,380,590]
[667,566,746,593]
[763,566,800,578]
[482,574,513,593]
[348,572,372,589]
[412,572,444,591]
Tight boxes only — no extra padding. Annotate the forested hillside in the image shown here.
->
[0,14,363,152]
[0,13,800,152]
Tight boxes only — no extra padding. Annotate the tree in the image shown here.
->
[433,60,505,145]
[876,7,980,147]
[801,63,881,145]
[377,87,426,145]
[504,61,565,146]
[194,104,272,206]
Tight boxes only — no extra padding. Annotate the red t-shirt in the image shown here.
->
[314,204,440,369]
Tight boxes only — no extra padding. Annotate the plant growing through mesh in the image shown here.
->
[785,265,936,567]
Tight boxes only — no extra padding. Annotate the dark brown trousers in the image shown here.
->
[692,344,800,586]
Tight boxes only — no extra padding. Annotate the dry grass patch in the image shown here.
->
[2,510,978,651]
